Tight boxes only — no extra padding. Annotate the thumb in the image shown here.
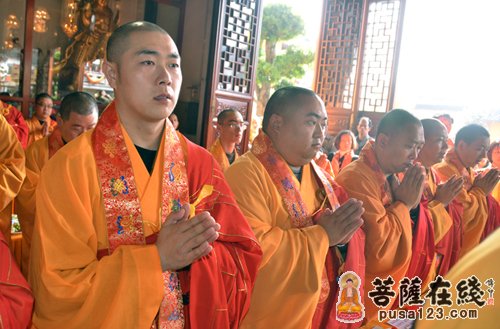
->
[389,174,400,192]
[165,204,190,225]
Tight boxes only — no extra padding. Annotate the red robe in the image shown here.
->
[0,231,33,328]
[1,101,29,149]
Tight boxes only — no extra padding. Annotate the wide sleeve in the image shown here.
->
[29,140,164,329]
[0,115,25,211]
[225,154,329,327]
[433,163,488,256]
[0,231,33,329]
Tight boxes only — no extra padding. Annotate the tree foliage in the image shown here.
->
[256,4,314,115]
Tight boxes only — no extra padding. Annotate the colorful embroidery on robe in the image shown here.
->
[92,102,188,328]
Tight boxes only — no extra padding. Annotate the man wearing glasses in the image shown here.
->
[26,93,57,146]
[208,108,248,172]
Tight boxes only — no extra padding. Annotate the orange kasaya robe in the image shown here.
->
[423,168,464,276]
[225,131,365,329]
[25,115,57,147]
[0,230,34,329]
[1,100,29,149]
[416,228,500,329]
[29,102,262,328]
[315,151,336,178]
[0,115,25,246]
[16,127,65,277]
[331,151,357,177]
[208,137,238,172]
[433,148,492,258]
[335,141,413,321]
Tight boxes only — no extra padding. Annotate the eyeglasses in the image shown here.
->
[36,103,53,108]
[224,121,249,130]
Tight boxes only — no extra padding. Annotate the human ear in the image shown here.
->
[103,61,118,88]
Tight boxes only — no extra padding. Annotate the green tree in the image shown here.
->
[256,4,314,115]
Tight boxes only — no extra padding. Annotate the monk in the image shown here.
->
[433,114,454,150]
[417,119,464,276]
[415,228,500,329]
[16,91,99,277]
[29,21,261,328]
[26,93,57,146]
[0,230,34,329]
[336,109,426,320]
[208,109,247,172]
[0,114,25,246]
[226,86,365,329]
[487,140,500,202]
[1,99,29,149]
[355,116,374,155]
[434,124,500,258]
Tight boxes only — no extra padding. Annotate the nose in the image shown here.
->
[158,65,172,86]
[313,122,325,140]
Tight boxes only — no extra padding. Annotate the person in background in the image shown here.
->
[433,113,454,150]
[354,116,374,155]
[168,112,179,130]
[0,95,29,149]
[487,140,500,202]
[208,109,247,172]
[26,93,57,146]
[16,92,99,277]
[331,129,358,176]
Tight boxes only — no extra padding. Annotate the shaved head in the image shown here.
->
[106,21,170,65]
[217,109,240,124]
[376,109,421,139]
[262,86,320,133]
[421,118,447,139]
[59,92,98,120]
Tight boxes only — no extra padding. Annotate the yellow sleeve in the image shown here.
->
[336,161,413,320]
[225,153,329,328]
[426,200,452,244]
[434,162,488,256]
[29,134,164,329]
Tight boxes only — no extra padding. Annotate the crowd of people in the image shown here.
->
[1,21,499,329]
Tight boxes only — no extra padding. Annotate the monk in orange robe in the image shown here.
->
[487,140,500,203]
[336,109,427,320]
[434,124,500,258]
[0,115,25,246]
[26,93,57,146]
[16,92,99,277]
[1,100,29,149]
[29,21,261,328]
[415,119,463,278]
[226,87,365,329]
[331,130,359,176]
[208,109,247,172]
[0,230,33,329]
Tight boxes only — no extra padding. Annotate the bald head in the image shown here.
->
[262,86,320,134]
[217,109,240,124]
[106,21,170,64]
[376,109,421,139]
[421,118,447,140]
[59,92,98,120]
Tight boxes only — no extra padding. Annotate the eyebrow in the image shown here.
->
[134,49,180,59]
[306,112,324,119]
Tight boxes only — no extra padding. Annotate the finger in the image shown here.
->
[164,204,190,226]
[334,199,363,220]
[185,241,213,263]
[178,212,217,234]
[181,227,219,253]
[338,217,364,244]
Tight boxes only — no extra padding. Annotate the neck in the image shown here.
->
[455,150,469,169]
[338,149,350,156]
[117,112,164,150]
[374,149,392,175]
[416,157,433,169]
[358,132,368,140]
[220,138,236,154]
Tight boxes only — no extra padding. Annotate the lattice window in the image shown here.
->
[316,0,364,111]
[358,0,401,112]
[218,0,259,94]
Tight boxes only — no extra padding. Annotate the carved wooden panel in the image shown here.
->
[204,0,262,150]
[316,0,364,135]
[358,0,402,113]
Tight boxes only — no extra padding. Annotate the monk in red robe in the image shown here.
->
[29,21,261,328]
[1,99,29,149]
[226,87,365,328]
[336,109,427,320]
[416,119,464,276]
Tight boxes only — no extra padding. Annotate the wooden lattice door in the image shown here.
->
[203,0,263,151]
